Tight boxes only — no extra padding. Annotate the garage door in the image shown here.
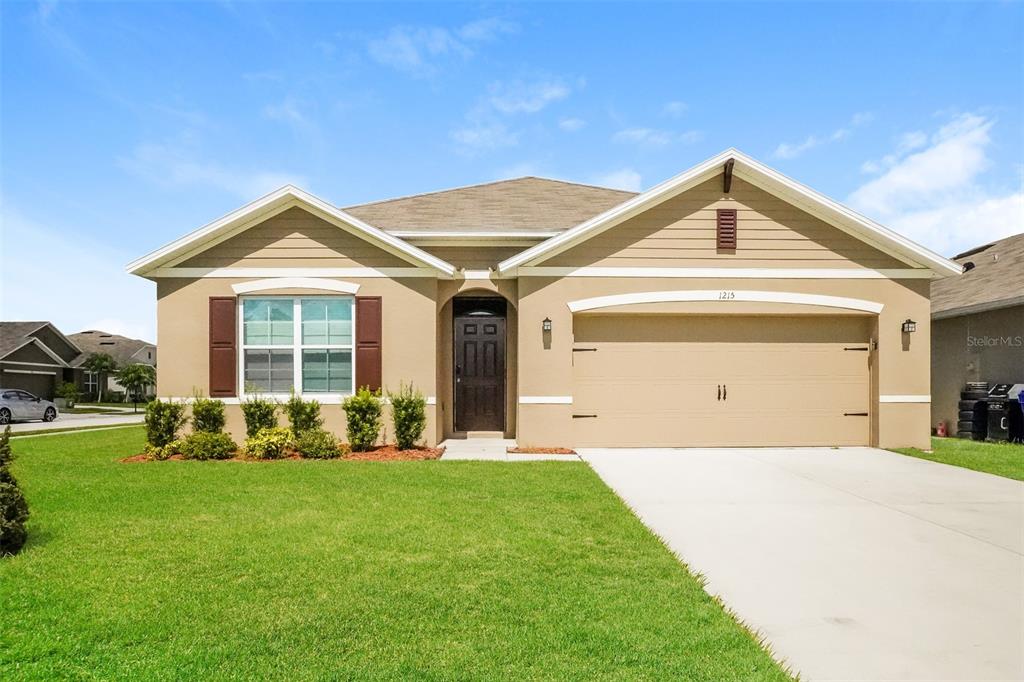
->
[572,315,871,447]
[0,369,56,400]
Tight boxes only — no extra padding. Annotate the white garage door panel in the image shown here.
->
[572,315,871,447]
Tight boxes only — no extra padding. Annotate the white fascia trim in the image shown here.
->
[0,338,71,367]
[2,369,60,375]
[879,395,931,403]
[389,230,560,239]
[0,360,66,368]
[159,395,437,406]
[519,396,573,404]
[497,149,962,277]
[127,186,456,277]
[520,266,933,280]
[232,277,361,295]
[567,290,884,314]
[146,267,437,279]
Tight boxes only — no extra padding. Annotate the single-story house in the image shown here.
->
[128,149,961,449]
[0,321,83,399]
[69,330,158,398]
[931,232,1024,431]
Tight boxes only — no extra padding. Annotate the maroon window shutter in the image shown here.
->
[716,209,737,250]
[355,296,382,392]
[209,297,237,397]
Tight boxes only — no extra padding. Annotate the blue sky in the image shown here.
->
[2,1,1022,342]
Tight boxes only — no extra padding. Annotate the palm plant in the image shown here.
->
[82,353,117,403]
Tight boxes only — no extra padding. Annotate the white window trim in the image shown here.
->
[237,295,356,401]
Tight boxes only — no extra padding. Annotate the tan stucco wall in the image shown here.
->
[515,276,931,449]
[932,305,1024,431]
[156,276,439,445]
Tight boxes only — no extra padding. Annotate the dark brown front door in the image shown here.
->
[454,315,505,432]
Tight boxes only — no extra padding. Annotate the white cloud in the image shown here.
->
[558,117,586,132]
[612,127,702,148]
[262,97,320,141]
[487,79,569,114]
[774,112,873,159]
[367,18,517,76]
[847,113,1022,255]
[663,101,688,118]
[119,136,306,198]
[0,204,157,343]
[450,123,518,155]
[590,168,643,192]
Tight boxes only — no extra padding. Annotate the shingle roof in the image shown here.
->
[343,177,637,233]
[932,232,1024,318]
[0,321,50,358]
[69,331,155,367]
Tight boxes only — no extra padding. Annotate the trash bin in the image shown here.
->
[986,384,1015,442]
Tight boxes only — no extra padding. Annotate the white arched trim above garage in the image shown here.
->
[231,277,361,295]
[566,290,884,314]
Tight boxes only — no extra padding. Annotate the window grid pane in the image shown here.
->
[302,298,352,345]
[244,349,294,393]
[244,299,294,345]
[302,349,352,393]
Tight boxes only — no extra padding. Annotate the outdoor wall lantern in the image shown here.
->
[901,319,917,333]
[542,317,552,332]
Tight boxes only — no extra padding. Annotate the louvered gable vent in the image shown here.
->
[716,208,737,250]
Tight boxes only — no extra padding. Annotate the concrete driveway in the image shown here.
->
[581,447,1024,681]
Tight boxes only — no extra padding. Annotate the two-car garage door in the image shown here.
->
[572,315,872,447]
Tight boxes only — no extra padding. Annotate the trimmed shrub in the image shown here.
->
[243,426,293,460]
[0,426,29,556]
[295,429,340,459]
[342,387,383,452]
[284,393,323,437]
[56,382,81,408]
[146,439,182,461]
[241,395,277,438]
[389,383,427,450]
[144,399,187,449]
[191,396,226,433]
[180,432,237,460]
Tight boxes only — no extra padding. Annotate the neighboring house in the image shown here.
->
[69,330,158,398]
[0,321,83,399]
[128,149,961,449]
[931,232,1024,431]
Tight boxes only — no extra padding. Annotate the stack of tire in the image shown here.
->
[957,382,989,440]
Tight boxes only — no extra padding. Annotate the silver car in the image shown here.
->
[0,389,58,424]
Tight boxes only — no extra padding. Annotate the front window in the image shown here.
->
[241,297,354,397]
[84,372,98,392]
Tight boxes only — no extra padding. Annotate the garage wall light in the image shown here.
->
[542,317,552,332]
[901,319,917,333]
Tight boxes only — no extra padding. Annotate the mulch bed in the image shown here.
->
[120,445,444,463]
[343,445,444,461]
[507,447,577,455]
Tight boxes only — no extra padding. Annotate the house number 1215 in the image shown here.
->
[718,291,736,300]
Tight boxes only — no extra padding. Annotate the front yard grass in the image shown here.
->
[894,436,1024,481]
[0,427,788,680]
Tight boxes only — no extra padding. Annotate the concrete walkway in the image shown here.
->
[8,411,144,434]
[581,447,1024,681]
[440,438,580,461]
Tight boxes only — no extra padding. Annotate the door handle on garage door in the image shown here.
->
[717,385,721,401]
[723,384,727,401]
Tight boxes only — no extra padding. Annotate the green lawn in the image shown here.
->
[894,437,1024,481]
[0,427,788,680]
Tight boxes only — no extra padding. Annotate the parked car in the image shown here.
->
[0,389,58,424]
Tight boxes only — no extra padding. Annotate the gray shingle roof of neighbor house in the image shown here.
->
[343,177,638,234]
[68,331,156,368]
[931,232,1024,319]
[0,321,82,362]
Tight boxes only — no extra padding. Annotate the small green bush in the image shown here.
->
[284,393,323,436]
[191,396,226,433]
[241,395,278,438]
[180,431,237,460]
[342,387,383,452]
[145,439,182,461]
[243,426,293,460]
[0,426,29,556]
[144,400,187,449]
[295,429,340,459]
[56,382,81,407]
[389,383,427,450]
